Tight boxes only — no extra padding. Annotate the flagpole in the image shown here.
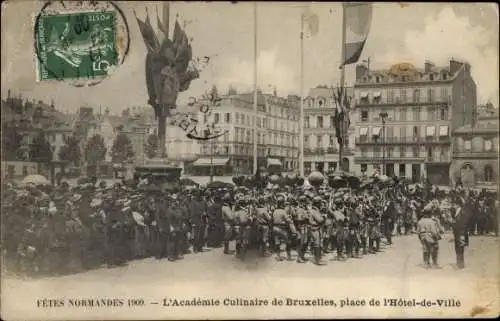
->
[158,2,170,159]
[338,3,346,172]
[299,13,305,178]
[253,2,258,175]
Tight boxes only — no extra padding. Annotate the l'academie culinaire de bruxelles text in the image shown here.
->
[36,297,462,309]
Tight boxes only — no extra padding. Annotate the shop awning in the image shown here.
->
[360,92,369,98]
[267,158,282,166]
[193,158,229,166]
[372,127,381,136]
[360,127,368,136]
[426,126,436,137]
[373,92,381,98]
[439,125,449,136]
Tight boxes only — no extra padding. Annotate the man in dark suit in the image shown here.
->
[451,196,470,269]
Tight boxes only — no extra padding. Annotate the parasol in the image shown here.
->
[22,174,50,186]
[77,176,92,185]
[206,181,234,189]
[180,177,199,187]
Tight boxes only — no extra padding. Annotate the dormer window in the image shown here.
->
[442,73,447,80]
[429,74,434,81]
[375,76,380,83]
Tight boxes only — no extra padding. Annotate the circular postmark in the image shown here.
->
[34,1,130,87]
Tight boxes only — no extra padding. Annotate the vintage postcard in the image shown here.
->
[1,1,499,319]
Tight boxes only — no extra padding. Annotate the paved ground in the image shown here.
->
[2,233,498,319]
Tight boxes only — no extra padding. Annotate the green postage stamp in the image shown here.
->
[34,1,130,85]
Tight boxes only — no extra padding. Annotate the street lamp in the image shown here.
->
[379,111,388,175]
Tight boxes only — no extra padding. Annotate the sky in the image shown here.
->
[1,1,498,114]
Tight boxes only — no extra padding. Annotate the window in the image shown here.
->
[214,113,220,124]
[387,90,394,104]
[427,147,433,160]
[484,165,493,181]
[328,162,337,171]
[399,127,406,139]
[330,116,335,128]
[345,136,349,147]
[360,147,367,157]
[307,99,313,108]
[22,166,28,176]
[317,116,324,128]
[440,107,447,120]
[400,108,406,121]
[316,135,323,148]
[464,140,471,151]
[427,107,435,121]
[400,146,406,157]
[361,110,369,122]
[386,126,394,139]
[440,87,448,101]
[374,146,381,157]
[224,146,229,154]
[442,73,448,80]
[304,116,310,128]
[329,135,335,146]
[429,74,434,81]
[304,135,310,147]
[399,164,405,177]
[412,147,419,157]
[412,126,419,138]
[485,140,492,151]
[318,98,324,108]
[400,88,407,103]
[304,162,311,174]
[387,147,393,158]
[225,113,231,123]
[427,88,435,102]
[413,89,420,102]
[413,107,420,121]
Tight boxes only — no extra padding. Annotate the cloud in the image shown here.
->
[215,48,296,95]
[378,7,499,106]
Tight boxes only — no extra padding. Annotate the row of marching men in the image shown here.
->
[219,185,399,265]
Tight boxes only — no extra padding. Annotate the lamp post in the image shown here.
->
[379,111,388,175]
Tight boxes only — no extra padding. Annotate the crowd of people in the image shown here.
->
[2,174,498,277]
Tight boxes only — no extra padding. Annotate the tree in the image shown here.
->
[58,135,81,166]
[111,133,135,164]
[84,134,107,165]
[30,132,53,163]
[144,133,159,159]
[1,124,22,161]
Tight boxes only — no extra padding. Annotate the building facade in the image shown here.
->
[450,104,498,190]
[303,86,356,175]
[352,59,477,185]
[193,90,300,175]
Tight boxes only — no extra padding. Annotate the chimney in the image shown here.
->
[424,60,434,73]
[356,64,369,80]
[449,59,463,74]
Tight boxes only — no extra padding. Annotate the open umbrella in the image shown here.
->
[180,177,199,187]
[77,176,92,185]
[206,181,234,190]
[22,174,50,186]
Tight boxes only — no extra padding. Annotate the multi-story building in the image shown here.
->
[450,103,498,190]
[303,85,355,175]
[193,90,300,175]
[352,59,477,185]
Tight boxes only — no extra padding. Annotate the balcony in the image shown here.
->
[425,156,451,163]
[354,156,425,164]
[355,136,451,145]
[453,151,498,159]
[355,96,451,108]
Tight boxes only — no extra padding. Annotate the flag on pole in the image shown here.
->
[333,86,351,145]
[133,9,160,53]
[341,2,373,67]
[302,8,319,37]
